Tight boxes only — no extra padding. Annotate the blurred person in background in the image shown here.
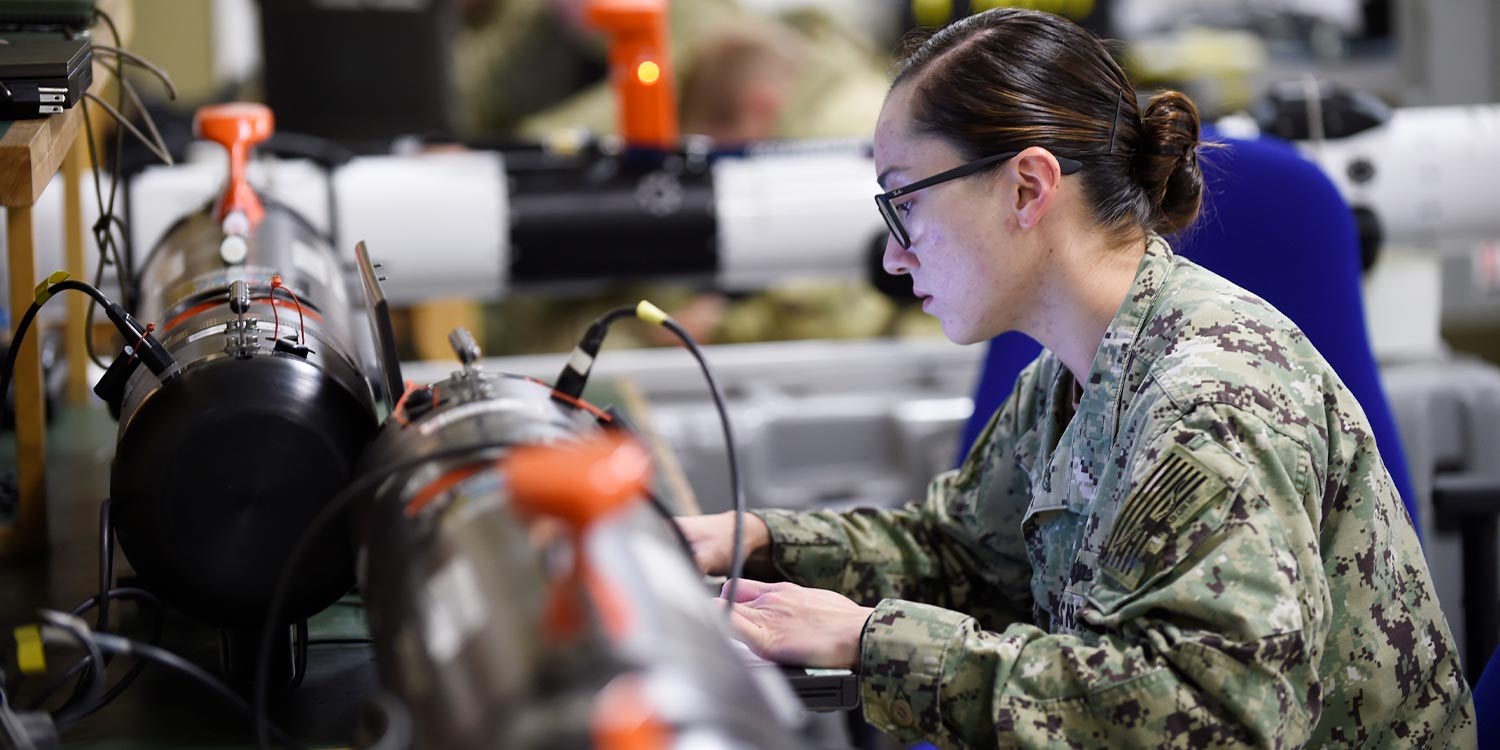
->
[461,0,911,354]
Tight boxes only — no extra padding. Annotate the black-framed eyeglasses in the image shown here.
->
[875,151,1084,249]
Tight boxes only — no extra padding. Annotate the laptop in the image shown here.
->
[777,664,861,712]
[730,638,861,712]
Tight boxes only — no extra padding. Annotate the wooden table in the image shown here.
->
[0,107,86,556]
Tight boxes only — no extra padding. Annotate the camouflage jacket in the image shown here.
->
[754,236,1475,749]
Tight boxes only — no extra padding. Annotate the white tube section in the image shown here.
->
[713,150,886,290]
[333,151,508,304]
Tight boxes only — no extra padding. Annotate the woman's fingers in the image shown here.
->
[712,581,872,669]
[674,512,773,577]
[720,577,777,602]
[675,515,728,574]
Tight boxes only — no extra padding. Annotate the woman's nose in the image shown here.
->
[882,234,918,276]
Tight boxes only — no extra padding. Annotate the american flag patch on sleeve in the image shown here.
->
[1101,444,1228,589]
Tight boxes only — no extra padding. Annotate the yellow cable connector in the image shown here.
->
[14,624,46,674]
[32,270,70,306]
[635,300,669,327]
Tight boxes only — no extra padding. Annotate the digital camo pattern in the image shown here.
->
[753,236,1474,748]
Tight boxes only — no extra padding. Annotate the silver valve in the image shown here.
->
[449,327,481,367]
[224,280,259,358]
[228,280,250,314]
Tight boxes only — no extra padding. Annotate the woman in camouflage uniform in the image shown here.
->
[679,8,1475,749]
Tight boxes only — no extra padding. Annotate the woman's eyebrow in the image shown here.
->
[877,166,906,191]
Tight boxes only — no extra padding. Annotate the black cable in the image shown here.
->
[37,613,106,730]
[57,498,116,718]
[0,276,115,426]
[555,304,747,612]
[45,280,113,309]
[27,587,163,717]
[83,93,176,168]
[657,319,748,611]
[96,499,112,631]
[79,29,180,301]
[87,216,133,366]
[646,491,696,561]
[39,620,299,748]
[254,440,517,750]
[79,100,121,369]
[2,274,170,453]
[1,278,121,430]
[66,587,161,620]
[103,214,134,307]
[2,301,44,431]
[95,7,129,280]
[26,588,159,708]
[82,247,114,369]
[289,620,308,692]
[67,587,161,722]
[80,9,138,320]
[552,305,639,402]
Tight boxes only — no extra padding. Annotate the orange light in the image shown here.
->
[636,60,661,85]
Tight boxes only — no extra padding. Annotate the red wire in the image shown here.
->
[392,380,419,427]
[270,275,306,345]
[126,322,155,363]
[392,377,612,430]
[269,284,281,341]
[523,376,613,422]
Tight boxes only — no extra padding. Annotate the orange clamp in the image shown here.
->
[586,0,679,149]
[592,674,672,750]
[504,434,652,640]
[504,434,651,530]
[194,102,275,227]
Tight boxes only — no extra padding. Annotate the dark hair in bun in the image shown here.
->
[893,9,1205,238]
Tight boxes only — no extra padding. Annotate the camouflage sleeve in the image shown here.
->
[749,358,1052,621]
[749,473,1019,620]
[859,403,1327,749]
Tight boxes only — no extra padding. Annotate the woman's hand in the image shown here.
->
[720,579,874,669]
[675,511,770,576]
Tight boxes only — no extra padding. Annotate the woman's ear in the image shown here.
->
[1007,146,1065,230]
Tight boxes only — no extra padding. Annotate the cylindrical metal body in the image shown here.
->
[356,369,806,749]
[357,371,598,748]
[124,145,888,303]
[1297,104,1500,250]
[111,201,378,628]
[507,152,717,284]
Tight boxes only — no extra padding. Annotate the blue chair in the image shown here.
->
[958,129,1420,533]
[1475,644,1500,747]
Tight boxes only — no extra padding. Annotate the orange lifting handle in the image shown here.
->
[194,102,274,227]
[505,433,652,529]
[586,0,679,149]
[504,434,653,640]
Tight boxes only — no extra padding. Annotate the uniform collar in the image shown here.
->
[1073,235,1175,439]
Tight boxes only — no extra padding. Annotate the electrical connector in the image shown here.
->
[101,302,175,378]
[551,301,671,404]
[93,346,141,418]
[551,319,610,403]
[0,81,68,116]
